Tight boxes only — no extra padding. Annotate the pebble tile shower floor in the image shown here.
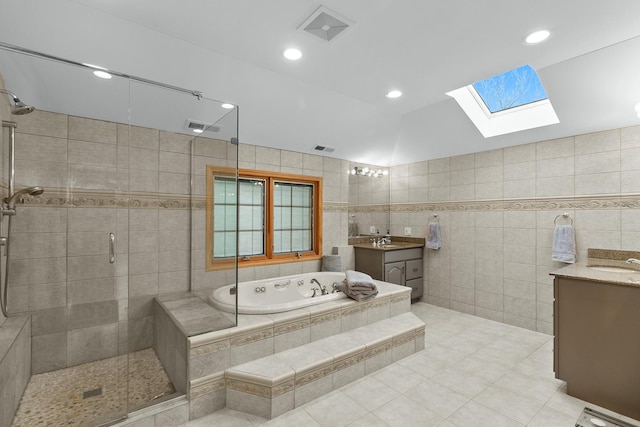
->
[11,348,176,426]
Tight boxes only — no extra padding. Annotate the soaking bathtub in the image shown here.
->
[209,272,348,314]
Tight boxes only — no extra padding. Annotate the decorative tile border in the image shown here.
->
[14,187,203,209]
[189,337,230,359]
[273,318,311,336]
[349,194,640,214]
[226,378,295,398]
[334,351,366,372]
[295,365,334,387]
[309,308,342,326]
[364,339,394,359]
[323,202,349,213]
[229,326,274,347]
[189,373,225,399]
[11,183,640,212]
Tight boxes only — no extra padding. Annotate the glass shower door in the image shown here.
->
[0,46,130,425]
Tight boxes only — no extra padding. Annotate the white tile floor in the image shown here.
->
[181,303,640,427]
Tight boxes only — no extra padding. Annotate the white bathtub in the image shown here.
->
[209,272,348,314]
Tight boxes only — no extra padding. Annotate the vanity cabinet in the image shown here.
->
[355,247,423,300]
[553,276,640,421]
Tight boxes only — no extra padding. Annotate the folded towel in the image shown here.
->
[427,223,441,250]
[322,255,342,272]
[339,270,378,301]
[552,224,576,263]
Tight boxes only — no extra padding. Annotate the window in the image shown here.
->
[447,64,559,138]
[206,166,322,270]
[472,65,548,113]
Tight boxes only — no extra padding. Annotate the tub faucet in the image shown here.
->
[627,258,640,265]
[310,278,328,295]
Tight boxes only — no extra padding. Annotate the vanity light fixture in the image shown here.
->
[524,29,550,45]
[351,166,388,178]
[283,48,302,60]
[221,103,234,109]
[385,90,402,99]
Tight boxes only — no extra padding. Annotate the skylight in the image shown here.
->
[447,64,559,138]
[472,65,548,113]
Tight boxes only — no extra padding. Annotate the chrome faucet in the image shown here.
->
[626,258,640,265]
[310,278,328,295]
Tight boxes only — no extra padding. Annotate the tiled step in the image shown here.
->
[225,312,425,419]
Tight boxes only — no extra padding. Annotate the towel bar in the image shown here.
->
[554,212,573,225]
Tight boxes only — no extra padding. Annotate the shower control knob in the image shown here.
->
[0,237,5,246]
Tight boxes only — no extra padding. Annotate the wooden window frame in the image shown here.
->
[206,166,322,271]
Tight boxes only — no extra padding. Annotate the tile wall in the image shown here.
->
[386,126,640,334]
[0,108,350,375]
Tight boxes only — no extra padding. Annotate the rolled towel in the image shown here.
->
[322,255,342,272]
[552,224,576,263]
[427,223,441,250]
[339,270,378,301]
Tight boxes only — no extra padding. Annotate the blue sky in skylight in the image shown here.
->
[472,65,548,113]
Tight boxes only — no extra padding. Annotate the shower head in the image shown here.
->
[4,186,44,208]
[0,89,35,115]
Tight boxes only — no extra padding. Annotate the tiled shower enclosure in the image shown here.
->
[0,46,239,426]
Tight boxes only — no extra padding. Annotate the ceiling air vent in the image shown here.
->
[298,6,353,43]
[185,119,221,134]
[313,145,335,153]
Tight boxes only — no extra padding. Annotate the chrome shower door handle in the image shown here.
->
[109,233,115,264]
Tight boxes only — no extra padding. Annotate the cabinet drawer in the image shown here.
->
[406,259,423,280]
[406,277,423,299]
[385,248,422,263]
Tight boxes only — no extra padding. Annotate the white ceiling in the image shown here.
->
[1,0,640,165]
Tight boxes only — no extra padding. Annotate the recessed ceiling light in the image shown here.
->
[386,90,402,99]
[192,128,204,134]
[524,30,550,45]
[283,48,302,60]
[221,103,234,109]
[93,70,112,79]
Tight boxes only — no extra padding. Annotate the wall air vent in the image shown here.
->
[313,145,335,153]
[298,6,353,43]
[185,119,221,134]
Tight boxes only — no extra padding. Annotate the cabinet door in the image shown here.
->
[384,261,405,285]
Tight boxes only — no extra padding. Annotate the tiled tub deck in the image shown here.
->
[154,281,418,420]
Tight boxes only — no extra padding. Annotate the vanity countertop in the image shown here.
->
[349,236,425,252]
[550,249,640,288]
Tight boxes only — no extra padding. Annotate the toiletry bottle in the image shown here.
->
[385,230,391,244]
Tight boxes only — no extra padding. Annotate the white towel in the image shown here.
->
[339,270,378,301]
[552,225,576,263]
[427,223,441,250]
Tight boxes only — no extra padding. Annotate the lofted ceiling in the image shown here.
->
[1,0,640,165]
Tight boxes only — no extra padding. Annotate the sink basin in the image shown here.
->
[588,266,639,273]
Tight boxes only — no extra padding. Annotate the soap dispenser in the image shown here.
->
[385,230,391,244]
